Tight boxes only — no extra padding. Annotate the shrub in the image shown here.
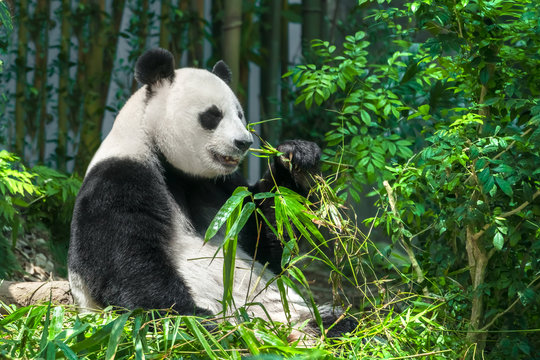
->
[287,0,540,356]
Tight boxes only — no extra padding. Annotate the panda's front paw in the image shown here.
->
[277,140,321,173]
[276,140,321,190]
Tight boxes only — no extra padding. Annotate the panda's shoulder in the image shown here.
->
[85,157,162,186]
[77,157,168,208]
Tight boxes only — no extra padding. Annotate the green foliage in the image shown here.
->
[0,151,81,278]
[0,299,463,359]
[284,29,425,200]
[287,0,540,356]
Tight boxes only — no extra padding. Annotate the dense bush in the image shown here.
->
[287,0,539,357]
[0,151,80,278]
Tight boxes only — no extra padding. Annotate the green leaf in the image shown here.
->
[495,177,513,197]
[360,109,371,125]
[70,322,115,354]
[54,340,79,360]
[400,61,418,84]
[253,192,275,200]
[418,104,430,115]
[480,66,490,85]
[493,232,504,250]
[183,317,218,360]
[236,325,261,355]
[518,288,536,306]
[492,164,514,174]
[478,168,495,193]
[105,311,131,360]
[205,188,251,241]
[223,202,256,243]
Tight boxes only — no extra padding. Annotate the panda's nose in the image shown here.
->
[234,139,253,152]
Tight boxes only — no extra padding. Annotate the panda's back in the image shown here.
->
[68,157,204,312]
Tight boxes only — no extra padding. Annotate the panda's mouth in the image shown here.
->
[211,151,241,168]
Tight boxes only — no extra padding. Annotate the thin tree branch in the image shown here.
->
[383,180,428,295]
[480,274,540,332]
[473,189,540,241]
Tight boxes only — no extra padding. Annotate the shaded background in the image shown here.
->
[0,0,360,182]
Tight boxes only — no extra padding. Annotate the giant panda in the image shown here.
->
[68,48,348,335]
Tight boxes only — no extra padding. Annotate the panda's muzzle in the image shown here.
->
[211,150,243,168]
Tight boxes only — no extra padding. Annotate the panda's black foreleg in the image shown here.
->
[246,140,321,272]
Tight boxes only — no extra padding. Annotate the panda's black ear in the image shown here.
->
[212,60,232,85]
[135,48,175,86]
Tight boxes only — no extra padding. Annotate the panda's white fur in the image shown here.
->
[169,222,306,323]
[89,68,252,179]
[87,89,148,171]
[68,49,347,336]
[149,68,253,178]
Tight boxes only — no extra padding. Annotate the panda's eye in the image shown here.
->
[199,105,223,130]
[238,111,243,119]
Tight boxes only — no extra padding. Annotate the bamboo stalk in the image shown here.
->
[74,0,125,175]
[56,0,71,171]
[260,0,282,146]
[280,0,289,117]
[14,0,29,158]
[130,0,149,95]
[188,0,205,66]
[222,0,242,91]
[301,0,322,57]
[32,0,50,163]
[159,1,171,49]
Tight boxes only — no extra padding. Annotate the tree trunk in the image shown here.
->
[465,226,489,350]
[210,0,224,64]
[56,0,71,172]
[0,281,72,313]
[14,0,29,158]
[222,0,242,92]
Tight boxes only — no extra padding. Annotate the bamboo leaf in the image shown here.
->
[222,234,237,313]
[105,311,131,360]
[236,325,261,355]
[276,278,291,322]
[69,322,115,354]
[54,340,79,360]
[224,202,256,243]
[205,187,251,241]
[183,317,223,360]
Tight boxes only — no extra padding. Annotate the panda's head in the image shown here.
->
[135,48,253,178]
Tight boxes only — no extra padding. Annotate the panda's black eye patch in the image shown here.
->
[199,105,223,130]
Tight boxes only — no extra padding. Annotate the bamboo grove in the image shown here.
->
[0,0,334,175]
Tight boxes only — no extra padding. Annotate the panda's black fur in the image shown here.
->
[135,48,176,95]
[68,48,353,338]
